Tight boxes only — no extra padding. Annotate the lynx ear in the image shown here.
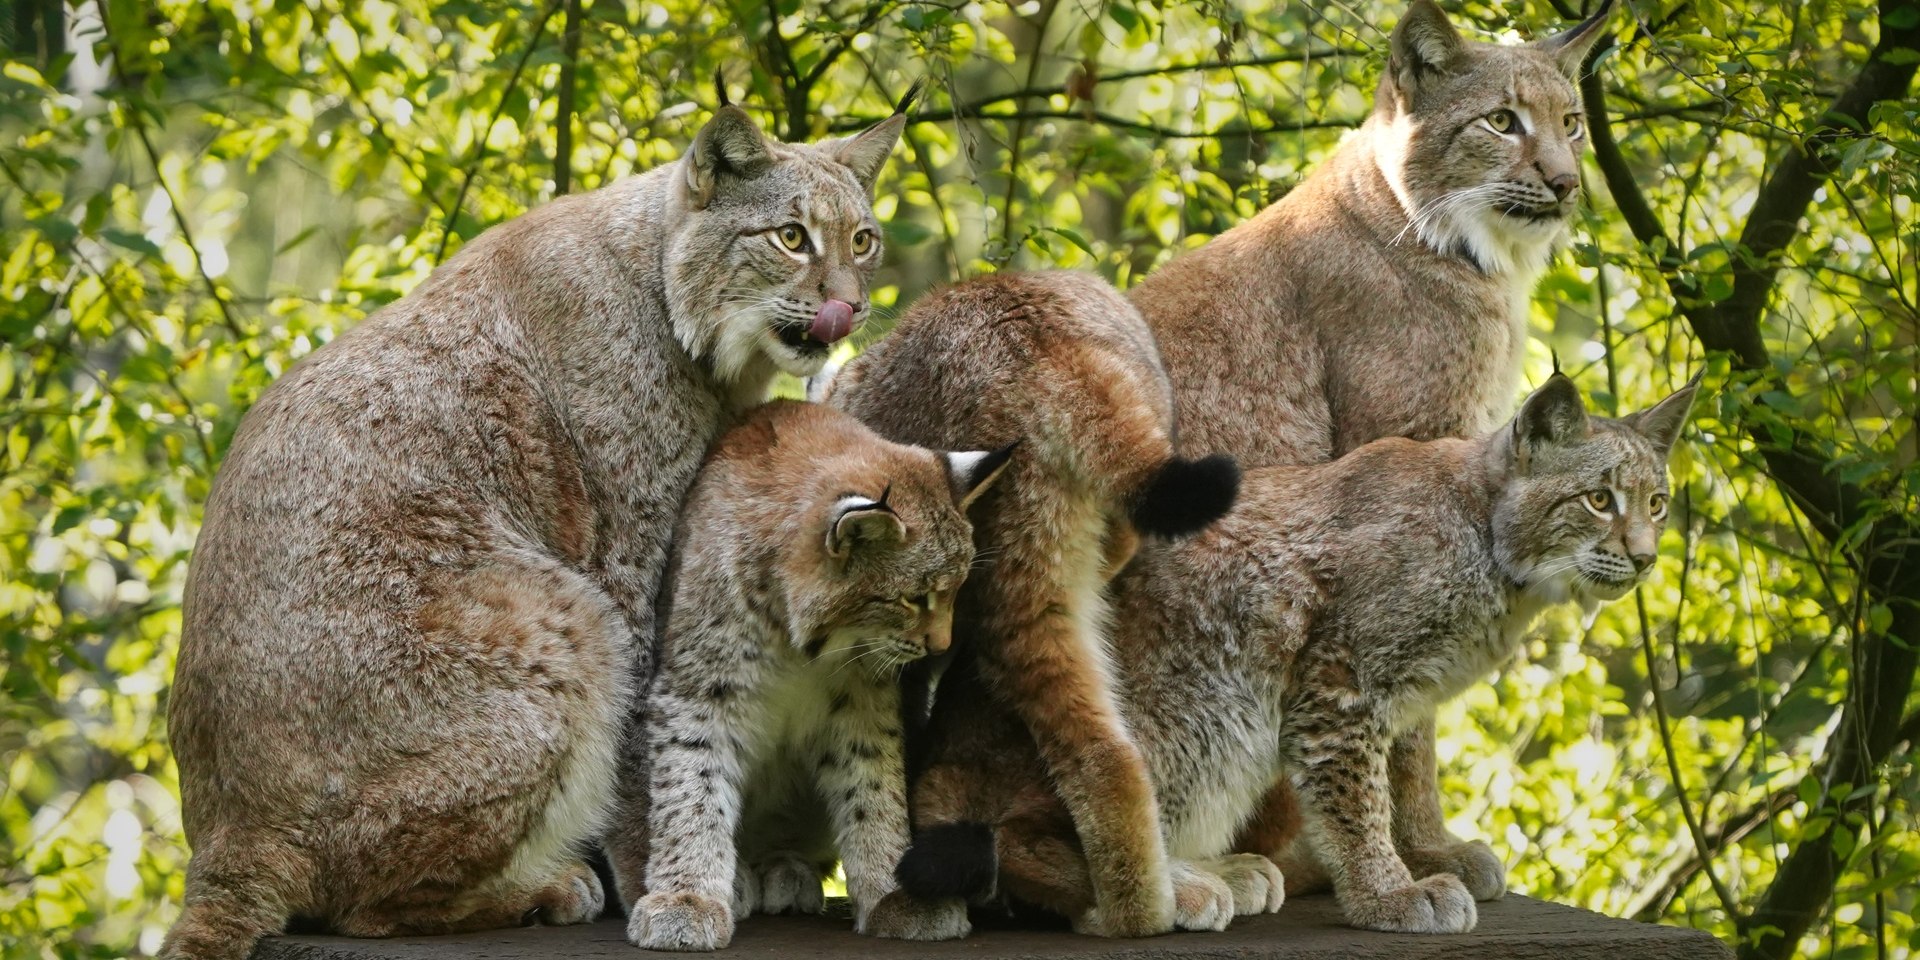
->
[827,494,907,558]
[947,442,1018,512]
[1508,373,1590,471]
[1625,371,1701,460]
[686,106,775,209]
[1537,0,1614,79]
[829,113,907,193]
[1390,0,1467,90]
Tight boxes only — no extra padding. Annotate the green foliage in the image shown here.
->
[2,0,1916,957]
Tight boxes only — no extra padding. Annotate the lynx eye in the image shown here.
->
[1583,489,1614,514]
[1563,113,1585,138]
[851,229,875,256]
[1485,109,1519,134]
[1649,492,1669,518]
[775,224,810,252]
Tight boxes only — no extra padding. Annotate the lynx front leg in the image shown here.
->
[820,683,969,941]
[1389,716,1506,901]
[1286,691,1474,934]
[626,687,747,951]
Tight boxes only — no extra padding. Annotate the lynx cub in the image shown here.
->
[627,401,1011,950]
[162,99,907,960]
[823,272,1243,936]
[926,373,1698,934]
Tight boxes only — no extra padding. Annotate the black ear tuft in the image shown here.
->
[1132,453,1240,538]
[893,77,926,116]
[895,823,997,900]
[713,67,731,107]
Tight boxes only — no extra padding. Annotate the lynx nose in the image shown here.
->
[1547,172,1579,201]
[809,299,856,344]
[1629,550,1656,573]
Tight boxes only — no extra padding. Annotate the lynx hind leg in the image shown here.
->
[1238,779,1335,897]
[1391,718,1506,901]
[752,852,826,916]
[159,841,303,960]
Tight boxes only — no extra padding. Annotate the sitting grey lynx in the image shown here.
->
[627,401,1010,950]
[930,372,1697,934]
[162,95,908,960]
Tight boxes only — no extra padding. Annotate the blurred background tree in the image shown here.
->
[1,0,1915,956]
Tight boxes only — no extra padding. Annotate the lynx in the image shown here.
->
[1125,0,1614,899]
[624,401,1009,950]
[915,372,1697,933]
[822,271,1243,936]
[162,97,909,960]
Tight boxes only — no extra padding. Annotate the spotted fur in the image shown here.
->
[624,402,1009,950]
[935,374,1697,935]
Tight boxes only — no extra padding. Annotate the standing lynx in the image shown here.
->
[161,99,907,960]
[627,401,1008,950]
[927,373,1697,933]
[823,272,1242,936]
[1126,0,1612,897]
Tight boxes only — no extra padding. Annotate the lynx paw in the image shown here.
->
[536,861,604,925]
[1069,872,1176,937]
[1342,873,1476,934]
[860,890,971,941]
[1402,840,1506,901]
[628,890,733,951]
[1169,860,1232,932]
[1208,853,1285,916]
[752,853,825,915]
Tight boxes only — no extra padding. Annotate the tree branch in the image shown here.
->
[433,0,565,265]
[553,0,583,195]
[1585,2,1920,956]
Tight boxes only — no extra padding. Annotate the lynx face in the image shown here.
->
[1492,373,1698,606]
[666,107,904,382]
[1374,0,1612,275]
[788,447,1013,675]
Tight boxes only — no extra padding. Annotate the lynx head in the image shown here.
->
[772,409,1015,674]
[664,103,908,383]
[1371,0,1612,276]
[1488,372,1698,609]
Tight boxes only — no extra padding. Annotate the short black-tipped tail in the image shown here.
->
[895,822,997,900]
[1131,453,1240,538]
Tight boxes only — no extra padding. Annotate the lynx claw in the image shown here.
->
[1403,840,1506,902]
[628,890,733,951]
[1209,853,1286,915]
[861,890,971,941]
[1343,873,1476,934]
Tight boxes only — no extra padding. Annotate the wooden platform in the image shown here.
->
[252,894,1732,959]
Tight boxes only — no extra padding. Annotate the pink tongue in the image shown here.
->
[810,300,855,344]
